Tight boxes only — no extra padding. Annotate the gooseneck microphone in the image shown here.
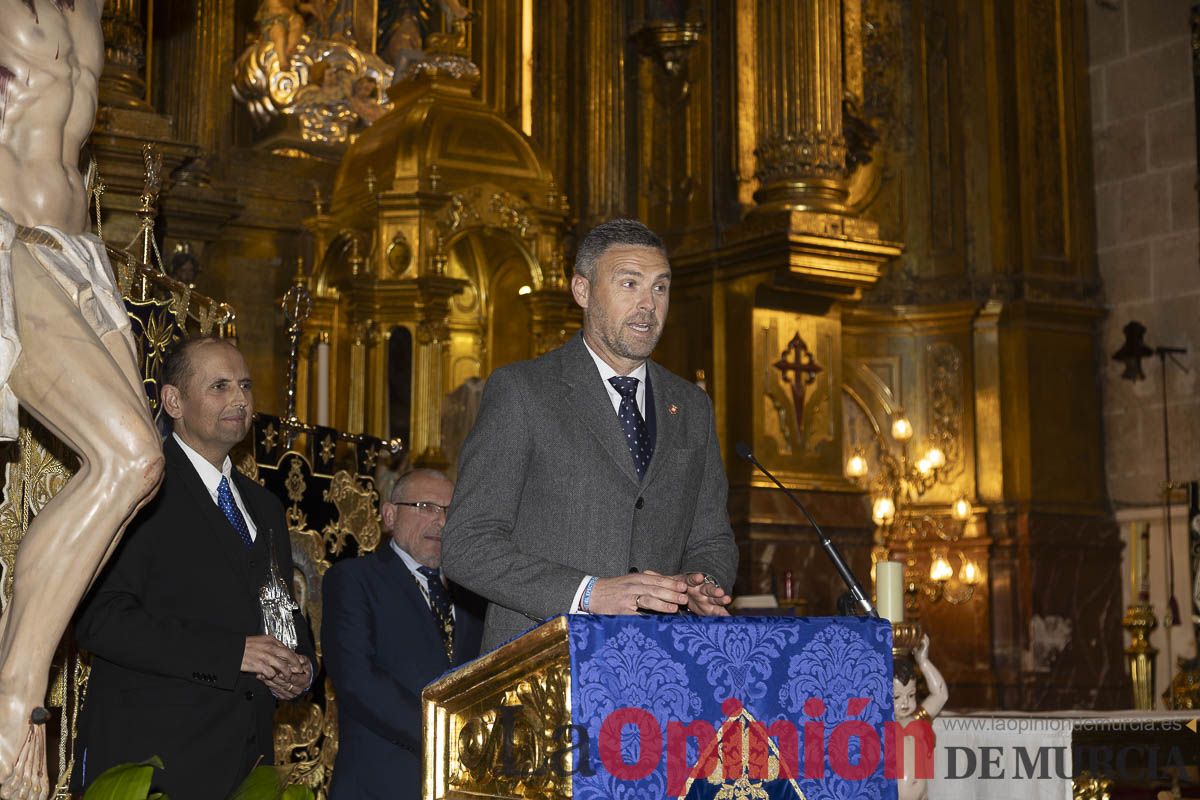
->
[735,441,878,618]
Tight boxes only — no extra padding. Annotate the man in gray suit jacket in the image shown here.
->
[442,219,737,651]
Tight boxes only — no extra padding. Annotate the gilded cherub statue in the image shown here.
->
[234,0,393,143]
[0,2,165,796]
[254,0,334,61]
[893,634,949,800]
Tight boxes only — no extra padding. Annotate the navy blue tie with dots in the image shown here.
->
[417,565,456,661]
[608,376,653,480]
[217,476,253,548]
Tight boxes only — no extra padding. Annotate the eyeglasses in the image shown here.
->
[393,501,449,515]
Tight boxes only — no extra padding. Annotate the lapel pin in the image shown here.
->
[668,403,679,415]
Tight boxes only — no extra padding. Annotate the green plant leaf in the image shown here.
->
[227,764,314,800]
[228,765,284,800]
[83,757,165,800]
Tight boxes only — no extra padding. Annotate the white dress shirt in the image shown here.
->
[173,433,258,541]
[390,539,456,621]
[583,337,647,417]
[570,339,650,613]
[176,433,313,687]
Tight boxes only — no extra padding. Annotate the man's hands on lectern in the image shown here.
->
[683,572,732,616]
[588,571,688,614]
[242,634,311,699]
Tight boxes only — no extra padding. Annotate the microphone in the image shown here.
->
[735,441,878,618]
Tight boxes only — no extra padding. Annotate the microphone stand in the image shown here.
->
[736,442,878,618]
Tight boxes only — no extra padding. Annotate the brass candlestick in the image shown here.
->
[892,621,922,658]
[1124,602,1158,710]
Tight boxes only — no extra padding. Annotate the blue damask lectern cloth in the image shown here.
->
[567,615,897,800]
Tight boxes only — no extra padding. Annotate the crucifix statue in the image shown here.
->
[772,332,823,436]
[0,3,165,795]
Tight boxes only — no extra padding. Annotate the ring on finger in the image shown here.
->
[634,594,642,609]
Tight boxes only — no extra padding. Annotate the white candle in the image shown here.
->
[1134,521,1150,601]
[876,561,904,623]
[316,339,330,426]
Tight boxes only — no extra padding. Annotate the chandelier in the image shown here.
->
[846,409,982,606]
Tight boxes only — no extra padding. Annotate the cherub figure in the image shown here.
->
[348,76,386,125]
[893,635,948,800]
[256,0,306,60]
[255,0,332,61]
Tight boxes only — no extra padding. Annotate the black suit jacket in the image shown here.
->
[322,545,483,799]
[73,436,314,800]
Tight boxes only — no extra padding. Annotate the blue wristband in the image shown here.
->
[581,576,598,613]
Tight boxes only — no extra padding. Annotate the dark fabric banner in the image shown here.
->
[567,615,897,800]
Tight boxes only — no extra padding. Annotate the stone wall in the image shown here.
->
[1089,0,1200,505]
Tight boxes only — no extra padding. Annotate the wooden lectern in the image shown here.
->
[424,617,573,798]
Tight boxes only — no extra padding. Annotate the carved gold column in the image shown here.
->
[412,276,466,469]
[632,10,707,246]
[154,0,238,153]
[532,0,570,189]
[99,0,152,111]
[475,0,525,130]
[366,324,389,439]
[91,0,241,278]
[348,322,369,434]
[750,0,849,213]
[91,0,190,248]
[577,0,628,226]
[710,0,901,636]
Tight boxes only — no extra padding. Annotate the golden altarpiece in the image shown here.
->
[0,0,1133,793]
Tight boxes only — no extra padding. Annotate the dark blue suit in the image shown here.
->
[322,545,483,799]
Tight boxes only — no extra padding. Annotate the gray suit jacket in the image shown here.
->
[441,333,737,651]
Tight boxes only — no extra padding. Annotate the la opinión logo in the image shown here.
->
[490,697,934,794]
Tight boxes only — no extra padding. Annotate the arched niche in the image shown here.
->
[443,226,537,384]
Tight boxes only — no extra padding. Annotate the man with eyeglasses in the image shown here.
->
[322,468,484,799]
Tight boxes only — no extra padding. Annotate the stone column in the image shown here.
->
[750,0,849,212]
